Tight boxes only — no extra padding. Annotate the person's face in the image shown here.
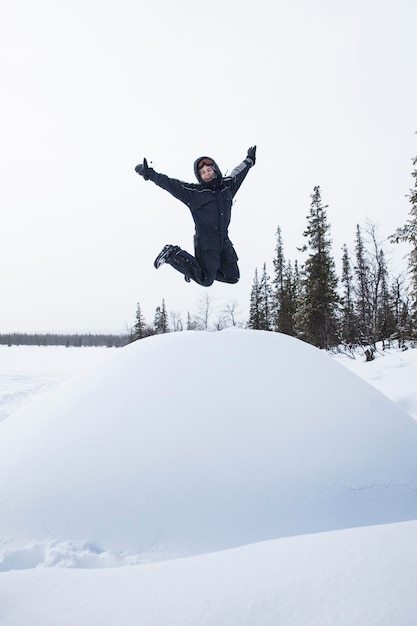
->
[199,164,216,182]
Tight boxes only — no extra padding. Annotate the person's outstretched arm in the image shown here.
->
[225,146,256,197]
[135,158,196,205]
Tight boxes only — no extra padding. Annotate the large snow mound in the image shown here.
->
[1,329,417,569]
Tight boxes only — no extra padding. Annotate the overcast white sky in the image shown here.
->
[1,0,416,333]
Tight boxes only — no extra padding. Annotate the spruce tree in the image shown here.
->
[248,268,262,329]
[375,250,396,347]
[259,263,273,330]
[277,260,298,336]
[340,244,357,345]
[297,186,339,349]
[390,150,417,336]
[272,226,285,330]
[390,275,410,347]
[133,302,147,340]
[153,299,169,334]
[271,227,297,335]
[354,224,373,345]
[247,265,273,331]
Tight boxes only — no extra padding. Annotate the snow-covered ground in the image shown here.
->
[0,331,417,626]
[0,345,115,422]
[333,344,417,422]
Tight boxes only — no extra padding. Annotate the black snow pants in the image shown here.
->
[168,237,239,287]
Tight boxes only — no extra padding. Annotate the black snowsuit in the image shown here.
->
[147,156,253,286]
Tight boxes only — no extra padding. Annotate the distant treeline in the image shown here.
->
[0,333,131,348]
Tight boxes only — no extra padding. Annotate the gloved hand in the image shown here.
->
[135,158,151,180]
[246,145,257,166]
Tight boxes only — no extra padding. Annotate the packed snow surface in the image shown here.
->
[1,330,417,625]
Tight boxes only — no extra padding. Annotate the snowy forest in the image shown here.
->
[2,151,416,352]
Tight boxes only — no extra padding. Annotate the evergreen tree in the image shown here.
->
[297,186,339,349]
[375,249,396,346]
[248,268,262,329]
[273,227,285,291]
[271,227,297,335]
[340,244,357,345]
[277,260,298,336]
[153,299,169,334]
[249,267,273,330]
[292,260,303,334]
[133,302,147,340]
[390,150,417,336]
[259,263,273,330]
[353,224,373,345]
[390,275,410,347]
[272,226,285,329]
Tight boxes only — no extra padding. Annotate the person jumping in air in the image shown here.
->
[134,146,256,286]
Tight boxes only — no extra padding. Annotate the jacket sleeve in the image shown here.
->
[226,159,253,197]
[147,170,196,206]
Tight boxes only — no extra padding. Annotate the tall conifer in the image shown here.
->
[133,302,147,340]
[340,244,357,345]
[248,268,262,329]
[354,224,373,345]
[154,299,169,334]
[297,186,339,349]
[390,150,417,335]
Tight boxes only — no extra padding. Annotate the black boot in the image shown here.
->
[154,245,180,269]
